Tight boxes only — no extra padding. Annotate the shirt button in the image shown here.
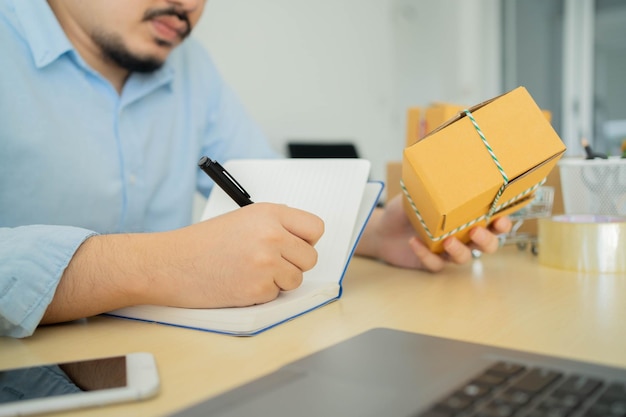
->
[129,174,137,185]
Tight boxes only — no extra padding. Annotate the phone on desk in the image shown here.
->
[0,352,159,417]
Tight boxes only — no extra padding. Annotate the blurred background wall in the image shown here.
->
[193,0,626,186]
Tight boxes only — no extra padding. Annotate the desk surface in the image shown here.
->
[2,247,626,417]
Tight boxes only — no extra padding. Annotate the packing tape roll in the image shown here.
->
[538,215,626,273]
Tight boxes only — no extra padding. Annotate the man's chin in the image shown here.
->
[107,51,165,73]
[130,57,165,73]
[96,32,168,73]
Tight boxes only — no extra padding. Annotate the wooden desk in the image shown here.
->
[2,247,626,416]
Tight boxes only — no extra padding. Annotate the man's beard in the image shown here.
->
[93,31,165,73]
[92,7,191,73]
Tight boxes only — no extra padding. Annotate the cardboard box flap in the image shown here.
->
[422,91,505,140]
[444,191,537,234]
[438,151,563,235]
[498,150,565,203]
[401,181,537,249]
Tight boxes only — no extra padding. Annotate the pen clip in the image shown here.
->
[220,166,251,199]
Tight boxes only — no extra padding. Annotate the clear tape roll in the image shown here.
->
[538,215,626,273]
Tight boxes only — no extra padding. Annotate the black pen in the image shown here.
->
[198,156,254,207]
[581,138,607,159]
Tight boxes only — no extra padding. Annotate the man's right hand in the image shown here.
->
[149,203,325,308]
[42,203,324,325]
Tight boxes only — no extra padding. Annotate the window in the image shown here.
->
[502,0,626,157]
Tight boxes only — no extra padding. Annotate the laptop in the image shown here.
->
[171,328,626,417]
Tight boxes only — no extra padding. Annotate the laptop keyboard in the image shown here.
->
[416,361,626,417]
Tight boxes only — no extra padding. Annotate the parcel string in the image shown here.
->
[400,109,544,243]
[463,109,509,220]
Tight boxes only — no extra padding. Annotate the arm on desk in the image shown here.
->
[42,204,324,325]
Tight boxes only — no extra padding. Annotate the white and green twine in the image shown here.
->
[401,108,545,242]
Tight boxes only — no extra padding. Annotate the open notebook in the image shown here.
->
[107,159,383,335]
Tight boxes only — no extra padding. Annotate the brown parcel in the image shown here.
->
[405,103,467,148]
[394,104,552,201]
[401,86,566,253]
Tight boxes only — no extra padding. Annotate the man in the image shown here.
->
[0,0,511,338]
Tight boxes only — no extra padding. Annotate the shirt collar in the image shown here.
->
[10,0,73,68]
[123,65,176,106]
[9,0,176,93]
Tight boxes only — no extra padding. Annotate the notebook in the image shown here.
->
[171,328,626,417]
[107,159,383,335]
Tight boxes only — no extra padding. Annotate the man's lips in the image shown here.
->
[151,15,190,43]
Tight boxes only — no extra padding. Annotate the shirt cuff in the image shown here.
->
[0,225,97,338]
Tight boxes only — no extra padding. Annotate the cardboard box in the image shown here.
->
[405,107,422,147]
[398,104,466,199]
[386,161,403,201]
[392,103,553,205]
[488,108,556,238]
[406,103,471,148]
[401,87,566,253]
[423,102,466,138]
[391,109,554,206]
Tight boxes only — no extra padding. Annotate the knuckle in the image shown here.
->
[300,248,319,271]
[256,286,281,304]
[455,251,472,264]
[444,240,472,265]
[484,240,500,254]
[280,271,303,291]
[244,277,279,304]
[264,229,284,245]
[313,216,325,236]
[427,263,445,273]
[251,250,278,269]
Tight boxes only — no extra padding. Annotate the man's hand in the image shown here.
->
[148,203,325,308]
[356,194,512,272]
[43,203,324,324]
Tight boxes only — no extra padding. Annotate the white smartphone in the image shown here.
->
[0,352,159,416]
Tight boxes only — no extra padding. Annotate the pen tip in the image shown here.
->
[198,156,208,166]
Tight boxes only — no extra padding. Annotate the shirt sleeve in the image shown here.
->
[0,225,96,338]
[196,82,281,198]
[0,365,81,403]
[192,44,281,198]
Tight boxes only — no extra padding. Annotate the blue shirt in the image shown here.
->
[0,0,277,337]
